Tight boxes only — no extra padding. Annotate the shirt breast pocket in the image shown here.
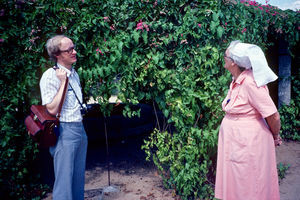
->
[230,86,247,107]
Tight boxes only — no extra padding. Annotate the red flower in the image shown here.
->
[136,20,149,31]
[248,1,256,6]
[103,17,109,22]
[96,48,103,55]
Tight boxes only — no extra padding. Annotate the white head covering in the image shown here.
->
[228,41,278,87]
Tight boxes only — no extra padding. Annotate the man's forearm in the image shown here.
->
[46,80,67,116]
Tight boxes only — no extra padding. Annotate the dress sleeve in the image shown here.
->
[246,81,277,118]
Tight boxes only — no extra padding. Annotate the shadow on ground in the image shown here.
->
[38,133,155,188]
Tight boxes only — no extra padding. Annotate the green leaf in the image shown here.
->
[142,31,148,44]
[217,26,224,38]
[153,54,159,64]
[118,41,124,51]
[212,11,219,21]
[210,21,217,33]
[132,31,140,44]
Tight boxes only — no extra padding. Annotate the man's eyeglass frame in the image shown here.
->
[59,45,76,54]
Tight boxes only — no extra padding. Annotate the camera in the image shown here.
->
[80,104,88,116]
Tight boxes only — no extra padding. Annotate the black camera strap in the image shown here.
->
[68,82,85,110]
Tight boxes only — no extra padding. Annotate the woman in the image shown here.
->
[215,41,282,200]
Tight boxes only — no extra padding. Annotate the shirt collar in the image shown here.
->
[56,63,75,77]
[233,69,250,85]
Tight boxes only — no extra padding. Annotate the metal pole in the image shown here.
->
[104,118,110,186]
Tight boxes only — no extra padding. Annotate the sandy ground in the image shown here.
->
[276,141,300,200]
[43,136,300,200]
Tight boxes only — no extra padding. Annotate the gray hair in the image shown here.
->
[46,35,67,62]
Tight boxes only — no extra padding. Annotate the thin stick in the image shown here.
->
[193,111,201,128]
[104,119,111,186]
[152,101,161,131]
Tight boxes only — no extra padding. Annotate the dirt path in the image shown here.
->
[276,141,300,200]
[83,136,178,200]
[43,137,300,200]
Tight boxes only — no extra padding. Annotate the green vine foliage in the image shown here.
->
[279,100,300,141]
[0,0,299,199]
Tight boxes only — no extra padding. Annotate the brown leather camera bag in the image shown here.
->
[25,76,69,148]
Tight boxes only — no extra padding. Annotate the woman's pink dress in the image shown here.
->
[214,70,280,200]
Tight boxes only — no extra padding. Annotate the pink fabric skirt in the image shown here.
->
[215,114,280,200]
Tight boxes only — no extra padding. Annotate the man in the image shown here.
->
[40,35,88,200]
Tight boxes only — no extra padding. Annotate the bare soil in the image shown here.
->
[276,141,300,200]
[43,136,300,200]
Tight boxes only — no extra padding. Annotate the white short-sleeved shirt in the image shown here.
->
[40,64,83,122]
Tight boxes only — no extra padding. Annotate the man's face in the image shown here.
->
[56,37,77,68]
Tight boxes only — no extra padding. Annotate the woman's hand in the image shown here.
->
[273,134,282,146]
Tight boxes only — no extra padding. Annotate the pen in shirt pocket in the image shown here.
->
[226,99,231,105]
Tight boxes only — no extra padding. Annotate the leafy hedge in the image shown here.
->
[0,0,299,199]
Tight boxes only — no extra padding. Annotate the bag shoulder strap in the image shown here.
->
[53,66,69,119]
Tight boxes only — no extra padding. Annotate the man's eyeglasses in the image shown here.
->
[60,45,76,54]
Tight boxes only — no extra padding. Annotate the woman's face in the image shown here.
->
[223,49,234,70]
